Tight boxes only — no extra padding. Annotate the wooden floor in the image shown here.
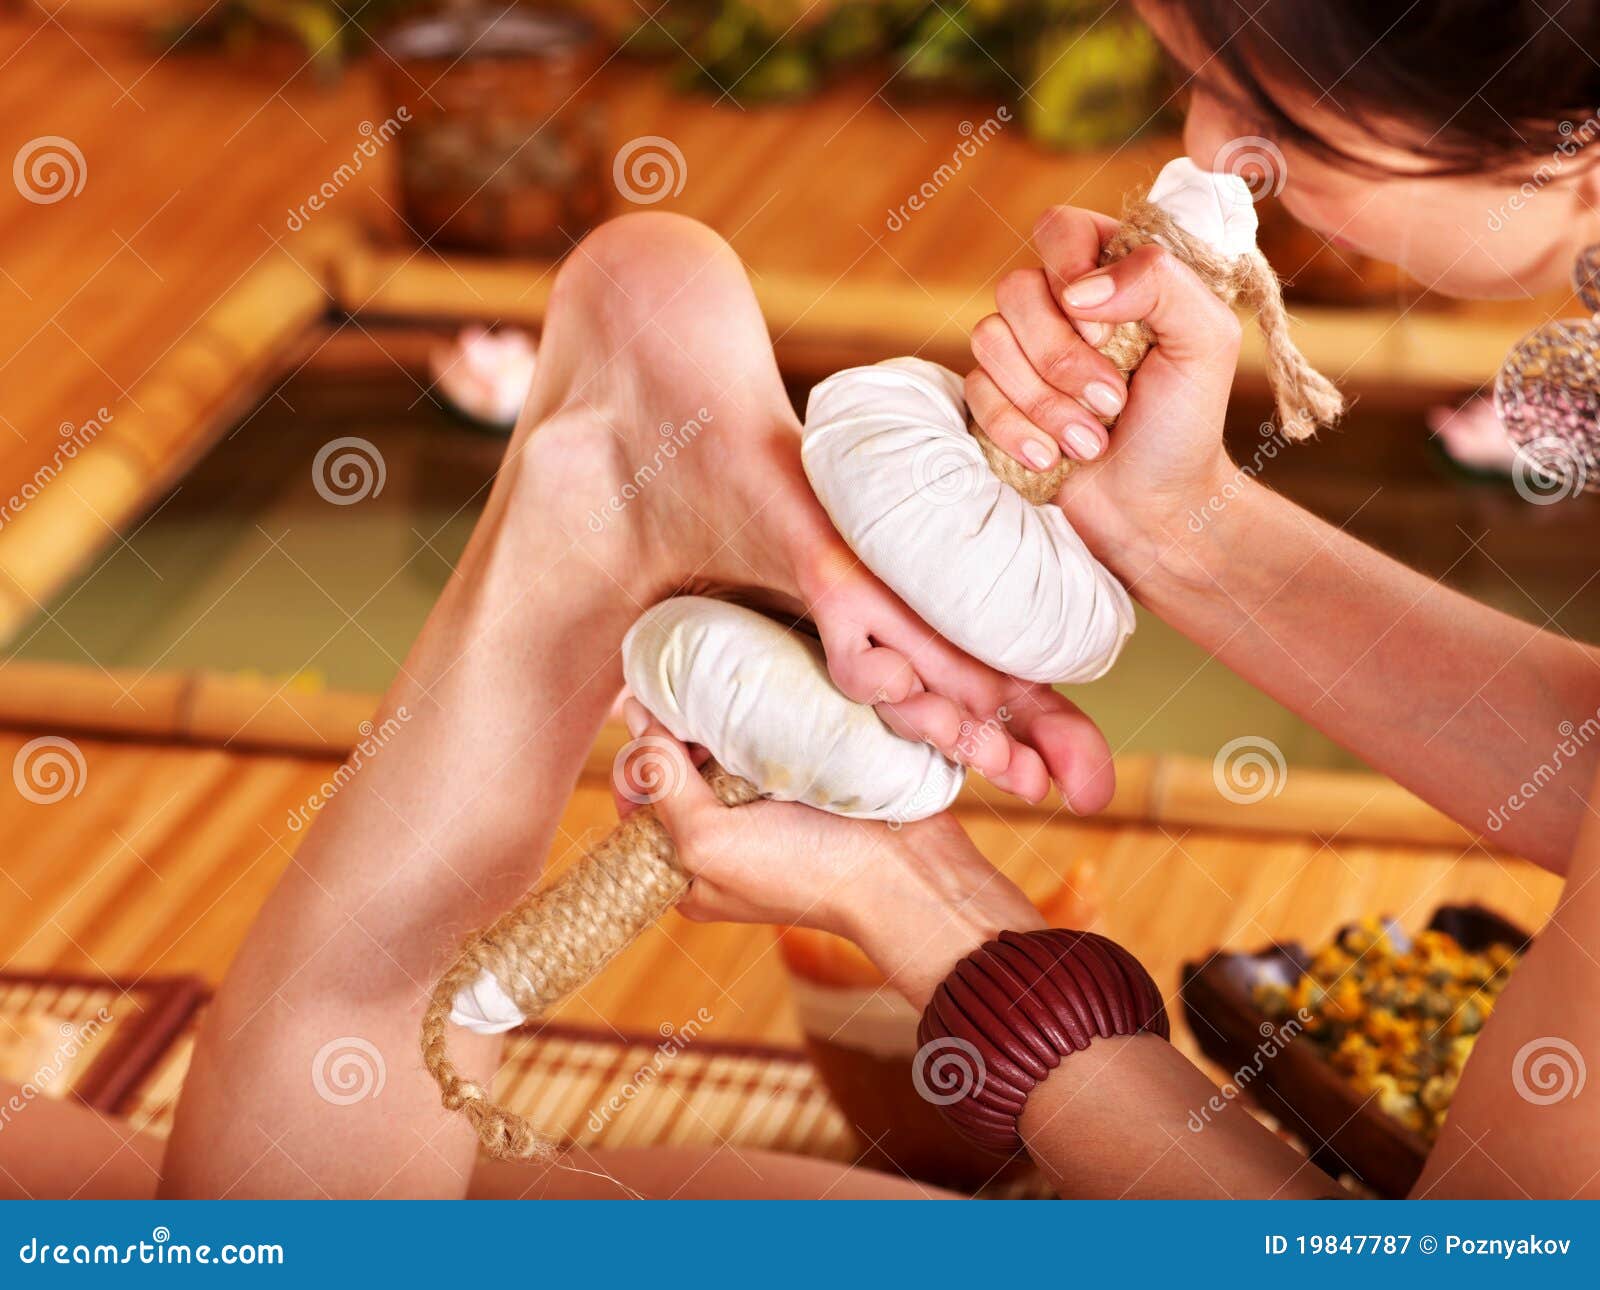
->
[0,707,1561,1059]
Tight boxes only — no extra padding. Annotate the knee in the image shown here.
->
[554,213,743,330]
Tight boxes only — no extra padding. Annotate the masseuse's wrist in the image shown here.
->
[844,817,1046,1010]
[1113,461,1266,613]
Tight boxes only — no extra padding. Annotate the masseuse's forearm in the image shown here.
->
[162,451,645,1197]
[865,862,1336,1198]
[1123,476,1600,871]
[1018,1035,1341,1198]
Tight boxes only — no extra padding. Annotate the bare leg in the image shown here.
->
[0,1090,939,1200]
[1412,775,1600,1199]
[0,1083,163,1200]
[470,1146,951,1200]
[161,214,1071,1198]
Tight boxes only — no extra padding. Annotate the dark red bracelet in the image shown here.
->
[913,928,1169,1153]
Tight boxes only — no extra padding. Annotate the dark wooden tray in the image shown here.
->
[1180,904,1531,1198]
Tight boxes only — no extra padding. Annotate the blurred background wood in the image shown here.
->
[0,11,1574,1079]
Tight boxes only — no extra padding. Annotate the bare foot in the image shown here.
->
[508,213,1113,810]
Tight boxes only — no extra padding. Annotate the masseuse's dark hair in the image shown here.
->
[1147,0,1600,175]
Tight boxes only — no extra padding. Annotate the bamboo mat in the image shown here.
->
[0,974,204,1113]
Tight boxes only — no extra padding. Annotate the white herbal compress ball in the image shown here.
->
[451,596,965,1034]
[803,358,1135,684]
[801,159,1261,686]
[623,597,965,820]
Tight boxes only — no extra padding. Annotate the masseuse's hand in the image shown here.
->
[967,205,1241,581]
[615,701,1044,1008]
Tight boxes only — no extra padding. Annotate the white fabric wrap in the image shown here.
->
[622,597,963,820]
[1146,156,1258,258]
[802,358,1135,684]
[450,596,964,1034]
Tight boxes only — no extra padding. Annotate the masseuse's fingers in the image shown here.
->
[965,368,1055,479]
[970,306,1107,465]
[1056,242,1242,408]
[995,268,1125,437]
[1032,204,1120,311]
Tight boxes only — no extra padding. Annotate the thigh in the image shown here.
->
[469,1144,953,1200]
[0,1082,164,1199]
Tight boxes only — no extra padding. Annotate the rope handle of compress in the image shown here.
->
[971,190,1345,508]
[420,762,760,1161]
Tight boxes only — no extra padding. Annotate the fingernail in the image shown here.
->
[1065,424,1103,461]
[1079,320,1109,346]
[623,698,650,738]
[1084,381,1124,416]
[1063,273,1114,308]
[1022,439,1058,471]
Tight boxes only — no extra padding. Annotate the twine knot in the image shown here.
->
[975,191,1344,506]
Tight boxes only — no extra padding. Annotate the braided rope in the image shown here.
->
[972,194,1344,506]
[420,764,759,1160]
